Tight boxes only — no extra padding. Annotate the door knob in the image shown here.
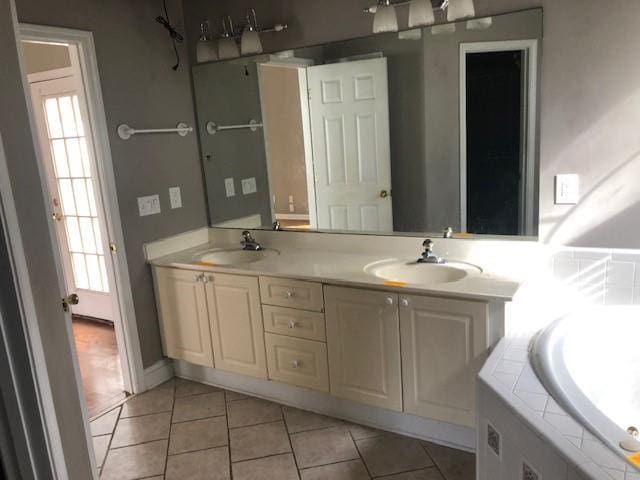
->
[52,212,63,222]
[380,190,389,198]
[62,293,79,312]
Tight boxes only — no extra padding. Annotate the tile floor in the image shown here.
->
[92,378,475,480]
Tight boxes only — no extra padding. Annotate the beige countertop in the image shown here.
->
[149,242,521,302]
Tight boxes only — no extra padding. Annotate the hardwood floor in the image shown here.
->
[72,317,126,417]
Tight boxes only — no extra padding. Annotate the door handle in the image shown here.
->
[52,212,63,222]
[62,293,79,312]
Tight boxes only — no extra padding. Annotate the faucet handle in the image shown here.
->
[241,230,252,240]
[423,239,434,253]
[443,227,453,239]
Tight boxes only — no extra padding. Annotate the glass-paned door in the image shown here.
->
[31,75,116,321]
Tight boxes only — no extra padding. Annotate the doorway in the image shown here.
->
[18,26,143,419]
[460,40,538,236]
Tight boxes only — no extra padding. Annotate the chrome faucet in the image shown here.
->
[417,239,445,264]
[443,227,453,239]
[272,220,282,231]
[240,230,262,251]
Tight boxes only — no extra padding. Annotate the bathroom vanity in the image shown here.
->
[148,230,519,436]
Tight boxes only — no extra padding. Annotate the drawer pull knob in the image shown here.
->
[288,321,297,329]
[385,296,394,306]
[195,273,208,283]
[285,290,294,299]
[291,360,301,369]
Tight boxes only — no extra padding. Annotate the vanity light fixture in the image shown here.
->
[408,0,435,28]
[373,0,399,34]
[218,16,240,59]
[241,8,263,55]
[446,0,475,21]
[364,0,475,32]
[196,20,218,63]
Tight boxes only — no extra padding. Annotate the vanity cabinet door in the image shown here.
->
[205,273,268,379]
[153,267,214,367]
[325,286,402,411]
[400,294,488,427]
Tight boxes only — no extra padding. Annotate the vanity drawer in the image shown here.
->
[265,333,329,392]
[262,305,326,341]
[259,276,324,312]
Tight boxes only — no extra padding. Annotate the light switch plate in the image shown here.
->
[224,178,235,197]
[138,194,161,216]
[169,186,182,209]
[555,174,579,204]
[241,177,257,195]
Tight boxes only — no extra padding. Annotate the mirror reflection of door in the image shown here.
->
[307,58,393,233]
[461,40,538,236]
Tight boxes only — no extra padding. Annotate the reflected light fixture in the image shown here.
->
[196,20,218,63]
[218,16,240,59]
[408,0,435,28]
[447,0,475,21]
[241,8,263,55]
[373,0,399,34]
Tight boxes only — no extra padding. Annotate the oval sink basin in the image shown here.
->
[195,248,279,266]
[364,259,481,285]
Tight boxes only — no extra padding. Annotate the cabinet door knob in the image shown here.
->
[385,297,394,306]
[288,321,297,329]
[291,360,301,369]
[195,274,202,282]
[400,298,409,307]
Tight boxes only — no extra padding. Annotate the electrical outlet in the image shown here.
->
[138,194,161,217]
[241,177,257,195]
[225,178,235,197]
[555,174,579,204]
[169,186,182,209]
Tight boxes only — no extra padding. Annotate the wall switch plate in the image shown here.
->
[225,178,235,197]
[241,177,257,195]
[138,194,161,216]
[555,174,579,204]
[169,186,182,209]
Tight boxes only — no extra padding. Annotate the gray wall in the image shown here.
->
[1,0,92,476]
[184,0,640,249]
[15,0,209,367]
[192,59,272,226]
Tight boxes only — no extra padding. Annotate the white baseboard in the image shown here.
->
[173,360,476,452]
[143,358,174,390]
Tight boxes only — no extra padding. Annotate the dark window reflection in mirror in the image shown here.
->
[192,8,542,238]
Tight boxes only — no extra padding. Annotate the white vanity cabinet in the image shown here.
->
[205,273,267,379]
[153,267,214,367]
[324,286,403,411]
[399,294,488,427]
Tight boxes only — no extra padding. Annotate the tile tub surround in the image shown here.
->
[91,377,475,479]
[477,246,640,480]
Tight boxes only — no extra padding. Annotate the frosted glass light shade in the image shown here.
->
[408,0,435,28]
[447,0,475,21]
[373,1,398,33]
[196,39,218,63]
[218,37,240,59]
[241,29,263,55]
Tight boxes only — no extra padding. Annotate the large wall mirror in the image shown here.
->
[192,9,542,238]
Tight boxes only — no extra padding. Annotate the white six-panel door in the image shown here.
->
[307,58,393,232]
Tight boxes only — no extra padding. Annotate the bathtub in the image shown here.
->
[532,305,640,470]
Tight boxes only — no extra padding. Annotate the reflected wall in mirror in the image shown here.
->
[193,9,542,237]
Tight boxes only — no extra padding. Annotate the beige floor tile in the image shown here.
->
[283,406,343,434]
[90,407,120,436]
[175,378,220,397]
[291,425,359,469]
[422,442,475,480]
[110,412,171,448]
[172,391,226,423]
[347,423,386,441]
[357,435,433,477]
[101,439,167,480]
[92,435,110,467]
[165,446,230,480]
[169,415,228,455]
[377,468,445,479]
[299,458,370,480]
[227,398,282,428]
[232,452,299,480]
[225,390,249,402]
[230,420,291,462]
[120,384,174,418]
